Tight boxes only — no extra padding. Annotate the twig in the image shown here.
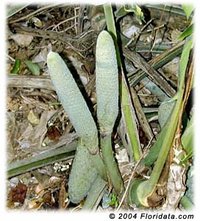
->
[59,24,75,33]
[8,71,95,94]
[130,87,154,140]
[125,18,154,48]
[12,24,95,42]
[8,4,63,24]
[116,137,154,210]
[11,24,95,52]
[52,15,79,31]
[116,156,144,210]
[7,54,15,62]
[7,74,55,91]
[74,6,80,34]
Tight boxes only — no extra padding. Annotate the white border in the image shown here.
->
[1,0,199,220]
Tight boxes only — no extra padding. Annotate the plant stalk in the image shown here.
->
[101,133,124,194]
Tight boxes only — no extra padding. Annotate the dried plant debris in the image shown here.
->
[7,182,28,206]
[6,4,194,211]
[162,163,187,210]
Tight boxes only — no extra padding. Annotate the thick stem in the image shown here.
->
[121,77,142,161]
[103,4,117,39]
[148,98,182,188]
[101,133,124,194]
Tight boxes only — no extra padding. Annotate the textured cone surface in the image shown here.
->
[96,31,119,133]
[47,51,97,146]
[68,144,98,203]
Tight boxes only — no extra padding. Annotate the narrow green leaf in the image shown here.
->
[25,60,40,75]
[11,59,21,75]
[103,4,117,40]
[7,141,77,178]
[180,117,193,163]
[121,79,141,161]
[158,98,176,128]
[179,24,193,40]
[178,38,193,92]
[182,4,194,19]
[141,121,170,167]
